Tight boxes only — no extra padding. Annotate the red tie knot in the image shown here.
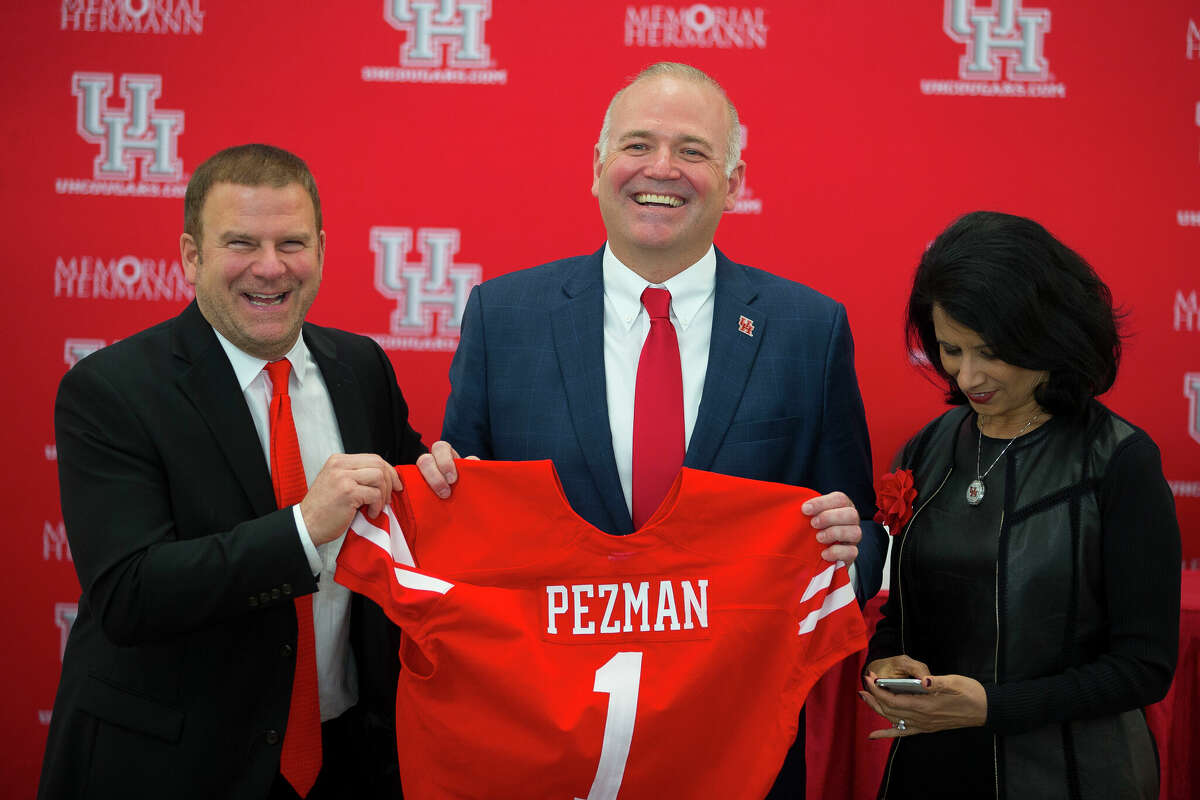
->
[265,359,292,398]
[641,287,672,321]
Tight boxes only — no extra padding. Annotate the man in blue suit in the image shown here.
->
[435,62,886,797]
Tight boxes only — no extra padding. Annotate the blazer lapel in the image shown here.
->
[686,251,763,472]
[551,251,632,533]
[172,301,278,517]
[305,325,371,455]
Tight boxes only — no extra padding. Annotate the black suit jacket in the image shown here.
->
[38,301,425,799]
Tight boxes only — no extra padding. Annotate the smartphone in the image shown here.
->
[874,678,929,694]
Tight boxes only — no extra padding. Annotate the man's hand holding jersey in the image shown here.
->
[803,491,862,565]
[413,440,475,498]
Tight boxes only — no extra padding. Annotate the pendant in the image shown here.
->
[966,479,985,506]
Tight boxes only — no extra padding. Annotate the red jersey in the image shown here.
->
[335,461,866,800]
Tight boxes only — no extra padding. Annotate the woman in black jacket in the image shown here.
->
[859,211,1180,799]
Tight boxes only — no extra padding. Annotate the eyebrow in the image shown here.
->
[618,130,715,151]
[938,340,991,351]
[217,230,313,243]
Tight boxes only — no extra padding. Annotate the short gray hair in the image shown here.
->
[596,62,742,177]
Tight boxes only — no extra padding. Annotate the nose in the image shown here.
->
[643,145,680,180]
[956,353,982,391]
[251,244,288,279]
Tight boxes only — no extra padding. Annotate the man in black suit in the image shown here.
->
[38,144,442,799]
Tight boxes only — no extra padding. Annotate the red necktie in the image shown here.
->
[632,287,685,529]
[265,359,322,797]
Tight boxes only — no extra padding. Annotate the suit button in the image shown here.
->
[271,588,281,600]
[280,644,294,658]
[259,592,271,605]
[281,583,292,595]
[265,729,280,745]
[248,595,258,607]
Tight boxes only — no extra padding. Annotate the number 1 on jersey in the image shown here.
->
[576,651,643,800]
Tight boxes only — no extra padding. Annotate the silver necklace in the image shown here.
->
[966,414,1040,506]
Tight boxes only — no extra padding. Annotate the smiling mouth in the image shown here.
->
[245,292,288,306]
[966,390,996,402]
[634,193,684,208]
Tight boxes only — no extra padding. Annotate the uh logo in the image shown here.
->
[72,72,184,182]
[370,227,481,347]
[1187,373,1200,446]
[64,338,107,367]
[386,0,493,68]
[56,603,78,662]
[943,0,1051,81]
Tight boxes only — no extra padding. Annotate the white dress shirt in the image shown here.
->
[213,329,357,722]
[602,243,715,517]
[602,247,859,586]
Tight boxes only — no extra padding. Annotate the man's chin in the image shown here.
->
[222,319,303,361]
[622,222,687,250]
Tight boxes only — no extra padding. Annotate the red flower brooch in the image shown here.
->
[873,469,917,534]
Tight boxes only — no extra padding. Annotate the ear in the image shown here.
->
[180,233,199,284]
[317,230,326,270]
[723,160,746,212]
[591,144,603,198]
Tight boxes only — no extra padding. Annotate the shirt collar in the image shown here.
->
[601,243,716,331]
[211,328,312,392]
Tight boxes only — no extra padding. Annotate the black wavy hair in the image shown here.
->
[906,211,1123,416]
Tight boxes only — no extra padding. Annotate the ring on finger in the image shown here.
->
[894,719,907,731]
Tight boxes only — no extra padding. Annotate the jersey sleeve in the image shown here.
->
[790,560,869,703]
[334,499,454,630]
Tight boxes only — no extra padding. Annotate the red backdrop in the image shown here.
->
[2,1,1197,795]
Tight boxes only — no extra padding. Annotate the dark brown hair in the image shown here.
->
[183,144,321,243]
